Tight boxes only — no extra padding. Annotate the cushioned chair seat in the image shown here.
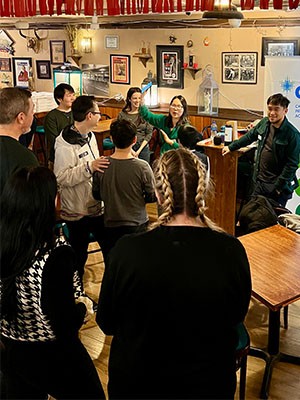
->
[103,137,114,150]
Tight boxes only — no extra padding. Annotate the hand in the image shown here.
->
[75,296,94,323]
[160,129,173,146]
[222,146,230,156]
[90,156,110,173]
[131,149,138,158]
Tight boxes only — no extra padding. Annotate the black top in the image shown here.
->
[258,125,278,183]
[0,136,39,195]
[97,225,251,399]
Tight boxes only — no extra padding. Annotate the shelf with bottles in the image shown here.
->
[182,66,202,80]
[133,53,153,68]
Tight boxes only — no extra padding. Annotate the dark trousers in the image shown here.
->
[65,215,104,280]
[252,180,292,207]
[1,336,105,399]
[102,222,148,262]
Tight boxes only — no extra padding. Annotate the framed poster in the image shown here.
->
[50,40,66,65]
[222,52,258,84]
[105,35,119,50]
[110,55,130,84]
[36,60,51,79]
[0,29,14,54]
[0,58,11,71]
[156,45,184,89]
[261,37,299,66]
[12,57,32,88]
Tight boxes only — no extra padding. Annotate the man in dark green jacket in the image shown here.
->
[44,83,75,164]
[222,93,300,207]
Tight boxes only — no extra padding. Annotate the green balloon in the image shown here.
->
[295,179,300,197]
[296,204,300,216]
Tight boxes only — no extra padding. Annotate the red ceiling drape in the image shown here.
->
[0,0,296,17]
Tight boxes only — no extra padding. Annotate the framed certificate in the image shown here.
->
[105,35,119,50]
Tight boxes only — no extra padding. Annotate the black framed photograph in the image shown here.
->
[36,60,51,79]
[222,52,258,84]
[110,55,130,85]
[156,45,184,89]
[0,57,11,71]
[12,57,32,88]
[50,40,66,65]
[261,37,299,66]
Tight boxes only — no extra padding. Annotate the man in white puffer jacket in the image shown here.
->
[54,96,109,280]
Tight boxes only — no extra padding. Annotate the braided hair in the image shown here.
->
[152,148,221,231]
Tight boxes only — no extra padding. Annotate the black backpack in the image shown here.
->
[239,195,278,234]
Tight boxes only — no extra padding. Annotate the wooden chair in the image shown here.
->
[100,114,114,156]
[235,322,250,400]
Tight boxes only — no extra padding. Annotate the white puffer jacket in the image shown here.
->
[54,127,103,221]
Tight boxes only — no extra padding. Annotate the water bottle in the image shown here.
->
[224,124,233,145]
[211,121,218,139]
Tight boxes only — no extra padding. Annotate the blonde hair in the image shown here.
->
[152,148,221,231]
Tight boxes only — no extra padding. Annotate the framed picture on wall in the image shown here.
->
[0,57,11,71]
[36,60,51,79]
[50,40,66,65]
[222,52,258,84]
[12,57,32,88]
[261,37,299,66]
[156,45,184,89]
[105,35,119,50]
[110,54,130,84]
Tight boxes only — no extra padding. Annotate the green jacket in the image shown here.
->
[229,117,300,193]
[44,109,74,162]
[139,105,180,154]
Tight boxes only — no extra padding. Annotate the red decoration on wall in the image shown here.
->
[273,0,283,8]
[76,0,82,14]
[241,0,255,10]
[84,0,94,15]
[56,0,63,15]
[289,0,299,8]
[201,0,214,11]
[39,0,47,15]
[185,0,193,11]
[143,0,149,13]
[66,0,76,14]
[0,0,292,17]
[156,0,163,12]
[260,0,269,9]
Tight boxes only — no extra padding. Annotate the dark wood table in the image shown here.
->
[239,225,300,399]
[93,119,114,155]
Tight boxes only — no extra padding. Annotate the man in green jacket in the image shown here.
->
[44,83,75,165]
[222,93,300,207]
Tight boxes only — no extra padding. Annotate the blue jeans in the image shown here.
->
[133,142,150,164]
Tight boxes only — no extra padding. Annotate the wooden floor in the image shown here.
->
[80,207,300,400]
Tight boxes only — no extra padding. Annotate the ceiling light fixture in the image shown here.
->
[202,1,244,25]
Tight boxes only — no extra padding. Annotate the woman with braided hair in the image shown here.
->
[97,148,251,399]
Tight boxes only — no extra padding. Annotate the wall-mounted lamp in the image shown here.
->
[81,37,92,53]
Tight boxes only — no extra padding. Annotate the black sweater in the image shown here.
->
[97,225,251,399]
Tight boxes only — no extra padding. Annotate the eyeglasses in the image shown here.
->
[170,105,183,110]
[86,111,101,116]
